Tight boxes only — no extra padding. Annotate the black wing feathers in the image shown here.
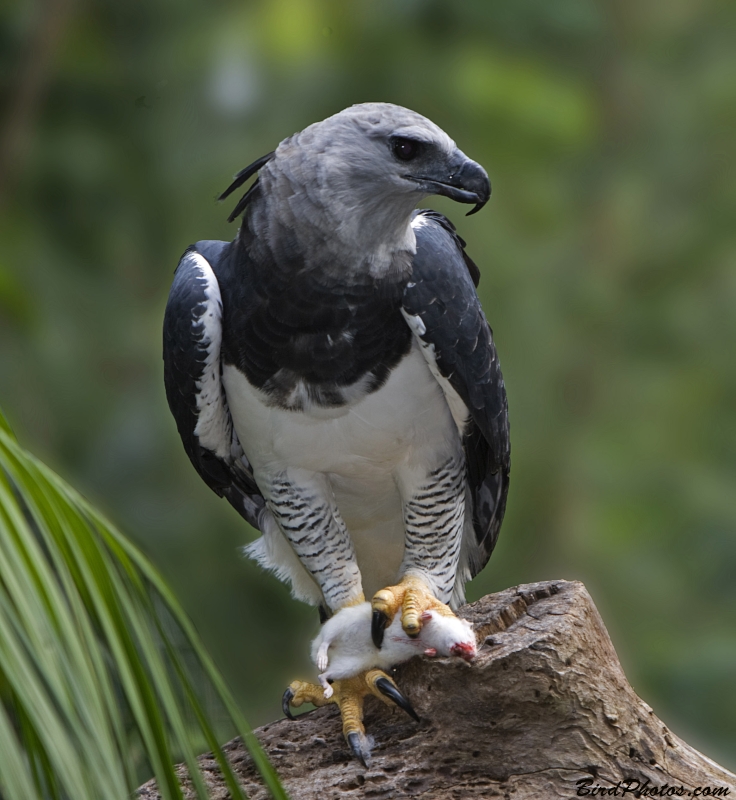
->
[163,241,265,528]
[414,209,481,288]
[404,210,510,574]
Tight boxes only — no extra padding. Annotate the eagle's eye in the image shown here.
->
[391,137,422,161]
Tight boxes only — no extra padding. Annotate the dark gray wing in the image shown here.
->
[403,210,510,576]
[163,240,265,529]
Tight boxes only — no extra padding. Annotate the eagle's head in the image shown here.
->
[222,103,490,271]
[277,103,490,216]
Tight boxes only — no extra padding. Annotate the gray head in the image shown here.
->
[220,103,490,270]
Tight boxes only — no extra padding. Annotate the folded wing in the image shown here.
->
[163,241,265,529]
[403,211,511,577]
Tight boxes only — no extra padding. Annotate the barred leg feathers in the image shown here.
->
[266,473,365,611]
[398,455,466,607]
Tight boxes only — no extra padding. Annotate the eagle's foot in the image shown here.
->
[282,679,332,716]
[282,669,419,766]
[371,574,454,647]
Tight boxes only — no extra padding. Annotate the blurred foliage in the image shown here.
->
[1,0,734,773]
[0,410,285,798]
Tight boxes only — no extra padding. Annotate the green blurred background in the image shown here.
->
[1,0,735,771]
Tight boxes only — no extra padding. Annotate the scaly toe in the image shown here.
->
[371,575,454,644]
[282,679,332,720]
[336,670,419,764]
[399,575,453,636]
[371,586,399,617]
[282,668,420,763]
[371,587,398,647]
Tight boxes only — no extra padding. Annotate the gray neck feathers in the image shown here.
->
[244,136,417,282]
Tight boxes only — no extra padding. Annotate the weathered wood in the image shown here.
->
[138,580,735,799]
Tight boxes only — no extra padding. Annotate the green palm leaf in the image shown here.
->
[0,408,288,800]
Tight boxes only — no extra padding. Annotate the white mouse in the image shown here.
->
[311,601,476,698]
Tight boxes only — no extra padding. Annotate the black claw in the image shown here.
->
[347,732,368,767]
[282,687,295,720]
[372,609,388,648]
[375,676,420,722]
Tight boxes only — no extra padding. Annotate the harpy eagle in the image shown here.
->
[163,103,510,762]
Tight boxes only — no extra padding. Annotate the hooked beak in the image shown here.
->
[403,149,491,216]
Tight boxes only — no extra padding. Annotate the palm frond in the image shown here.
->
[0,409,288,800]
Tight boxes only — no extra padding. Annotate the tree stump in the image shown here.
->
[138,580,735,798]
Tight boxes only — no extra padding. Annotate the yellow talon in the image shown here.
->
[282,669,419,765]
[283,679,332,714]
[371,574,454,640]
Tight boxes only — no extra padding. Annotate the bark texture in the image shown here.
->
[138,580,735,799]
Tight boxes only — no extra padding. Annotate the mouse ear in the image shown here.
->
[420,611,433,622]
